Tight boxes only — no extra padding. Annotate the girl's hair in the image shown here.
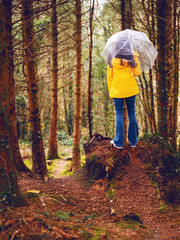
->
[108,39,137,68]
[114,39,137,68]
[115,53,136,68]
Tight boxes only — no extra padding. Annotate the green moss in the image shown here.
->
[106,188,115,199]
[105,180,116,199]
[117,220,138,230]
[80,230,94,239]
[0,170,25,207]
[88,153,97,163]
[54,210,71,221]
[81,154,86,165]
[46,159,58,173]
[60,162,74,177]
[24,159,32,170]
[92,226,108,240]
[160,205,166,213]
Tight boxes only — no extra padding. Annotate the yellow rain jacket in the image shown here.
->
[107,52,141,98]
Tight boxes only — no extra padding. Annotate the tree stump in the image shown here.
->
[83,134,131,180]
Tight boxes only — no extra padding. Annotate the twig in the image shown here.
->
[107,161,114,168]
[42,194,65,205]
[59,194,77,206]
[59,194,67,202]
[10,229,20,240]
[52,226,77,239]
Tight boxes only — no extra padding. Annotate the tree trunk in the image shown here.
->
[48,0,59,159]
[104,85,110,137]
[142,72,154,134]
[6,0,31,173]
[88,0,95,139]
[0,0,24,206]
[121,0,128,144]
[149,69,157,133]
[72,0,82,170]
[156,0,169,140]
[121,0,126,29]
[22,0,47,179]
[166,1,174,146]
[68,83,73,136]
[171,0,179,150]
[63,87,71,135]
[149,0,157,133]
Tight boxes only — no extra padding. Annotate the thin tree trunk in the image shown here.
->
[48,0,59,159]
[139,76,151,132]
[166,0,174,146]
[22,0,47,179]
[68,83,73,136]
[6,0,31,173]
[102,72,110,137]
[149,69,157,133]
[156,0,169,140]
[171,0,179,150]
[129,0,135,29]
[149,0,157,133]
[63,87,71,135]
[72,0,82,170]
[0,0,25,206]
[142,72,154,134]
[88,0,95,139]
[121,0,128,144]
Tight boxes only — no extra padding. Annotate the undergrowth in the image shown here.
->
[139,134,180,204]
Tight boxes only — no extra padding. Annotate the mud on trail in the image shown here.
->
[0,136,179,239]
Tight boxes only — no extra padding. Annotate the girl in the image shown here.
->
[107,41,141,149]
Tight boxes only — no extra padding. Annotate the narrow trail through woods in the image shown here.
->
[2,143,177,240]
[107,151,178,239]
[19,149,178,240]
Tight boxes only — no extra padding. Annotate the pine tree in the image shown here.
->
[22,0,47,179]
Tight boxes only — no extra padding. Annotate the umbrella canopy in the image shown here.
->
[101,29,158,71]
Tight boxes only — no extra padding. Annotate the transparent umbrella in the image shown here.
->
[101,29,158,71]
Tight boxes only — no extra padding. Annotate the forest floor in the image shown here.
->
[0,139,179,240]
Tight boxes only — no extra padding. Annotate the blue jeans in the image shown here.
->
[114,95,138,147]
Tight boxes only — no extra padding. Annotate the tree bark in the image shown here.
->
[48,0,59,159]
[149,69,157,133]
[22,0,47,179]
[68,83,73,136]
[88,0,95,139]
[171,0,179,150]
[168,0,179,150]
[72,0,82,170]
[63,87,71,135]
[0,0,24,206]
[149,0,157,133]
[156,0,169,140]
[120,0,128,144]
[166,1,174,146]
[6,0,31,173]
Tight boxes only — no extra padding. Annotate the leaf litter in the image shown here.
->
[0,136,179,239]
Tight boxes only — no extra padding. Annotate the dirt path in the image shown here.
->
[51,159,70,177]
[15,153,179,239]
[0,149,179,239]
[108,153,179,239]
